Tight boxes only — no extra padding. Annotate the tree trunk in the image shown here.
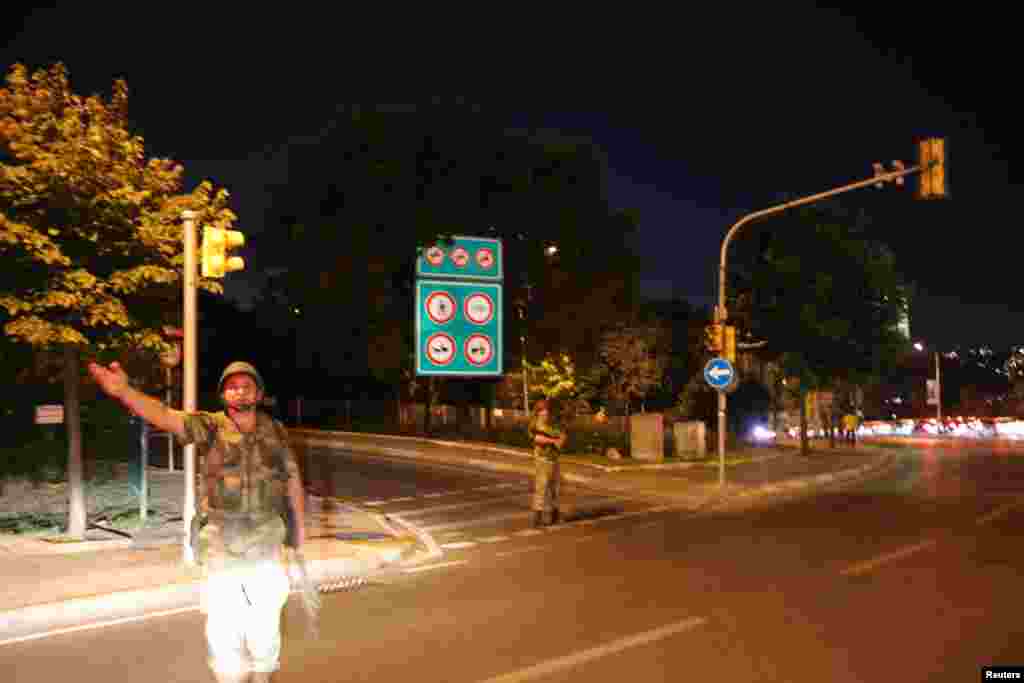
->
[799,387,809,457]
[64,345,86,539]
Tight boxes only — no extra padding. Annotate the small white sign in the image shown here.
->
[35,405,64,424]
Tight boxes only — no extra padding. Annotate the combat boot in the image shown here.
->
[549,508,560,525]
[532,511,544,528]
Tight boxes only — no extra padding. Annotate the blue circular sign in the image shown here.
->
[704,358,735,389]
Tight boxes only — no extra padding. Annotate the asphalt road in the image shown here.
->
[3,442,1024,682]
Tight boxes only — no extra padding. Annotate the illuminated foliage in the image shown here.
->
[0,63,235,355]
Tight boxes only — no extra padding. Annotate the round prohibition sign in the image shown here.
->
[450,246,470,268]
[475,248,495,270]
[425,290,456,325]
[463,292,495,325]
[464,334,494,366]
[424,246,445,266]
[425,333,457,365]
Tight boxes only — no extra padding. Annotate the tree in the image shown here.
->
[730,205,909,454]
[259,104,642,421]
[0,63,235,536]
[589,323,669,445]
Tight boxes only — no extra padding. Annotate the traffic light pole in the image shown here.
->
[182,210,198,566]
[715,164,920,483]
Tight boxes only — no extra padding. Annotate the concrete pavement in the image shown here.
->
[0,431,895,643]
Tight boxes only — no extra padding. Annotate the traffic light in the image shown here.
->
[201,226,245,278]
[724,325,737,363]
[704,323,723,353]
[917,137,949,200]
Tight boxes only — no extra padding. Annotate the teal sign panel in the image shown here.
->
[416,280,502,376]
[416,235,503,282]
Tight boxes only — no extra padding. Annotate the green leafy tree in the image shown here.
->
[0,63,235,536]
[731,206,910,454]
[589,323,669,444]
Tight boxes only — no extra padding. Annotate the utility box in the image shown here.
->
[674,421,707,460]
[631,413,665,462]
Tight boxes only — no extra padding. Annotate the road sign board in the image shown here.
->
[425,332,457,366]
[34,404,64,424]
[463,292,495,325]
[416,280,502,376]
[464,333,494,366]
[416,236,503,281]
[703,358,735,390]
[425,290,457,325]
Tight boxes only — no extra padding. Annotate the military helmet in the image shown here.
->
[218,361,265,395]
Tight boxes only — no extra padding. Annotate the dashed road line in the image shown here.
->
[478,535,511,543]
[840,539,938,577]
[440,541,478,550]
[976,499,1024,526]
[404,560,469,574]
[475,617,707,683]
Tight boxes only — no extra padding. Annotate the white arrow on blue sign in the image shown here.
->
[704,358,735,389]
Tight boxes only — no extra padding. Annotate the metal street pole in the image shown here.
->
[935,351,942,424]
[166,367,174,472]
[716,164,920,486]
[182,210,198,566]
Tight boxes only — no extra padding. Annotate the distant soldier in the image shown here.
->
[89,360,304,683]
[528,399,567,527]
[842,411,859,446]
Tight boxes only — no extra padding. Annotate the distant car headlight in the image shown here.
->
[752,425,776,440]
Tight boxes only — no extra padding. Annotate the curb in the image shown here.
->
[294,430,896,510]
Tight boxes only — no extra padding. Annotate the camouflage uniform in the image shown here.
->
[177,409,300,678]
[528,415,564,518]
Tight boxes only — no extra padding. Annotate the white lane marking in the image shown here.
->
[423,492,447,498]
[363,500,388,507]
[478,535,510,543]
[840,539,939,577]
[398,493,529,517]
[424,511,530,532]
[0,605,201,647]
[976,499,1024,526]
[476,617,707,683]
[440,541,478,550]
[389,497,417,503]
[403,560,468,574]
[496,546,545,558]
[514,529,545,537]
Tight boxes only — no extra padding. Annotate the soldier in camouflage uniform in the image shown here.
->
[528,399,567,528]
[89,360,304,683]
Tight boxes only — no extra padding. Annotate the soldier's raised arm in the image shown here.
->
[88,362,186,440]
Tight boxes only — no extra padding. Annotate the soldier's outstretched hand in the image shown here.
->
[88,362,131,399]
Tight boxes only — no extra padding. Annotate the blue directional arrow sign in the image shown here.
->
[704,358,735,390]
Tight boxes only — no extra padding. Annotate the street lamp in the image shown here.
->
[915,342,941,424]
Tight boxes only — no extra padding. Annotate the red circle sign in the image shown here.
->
[450,247,470,268]
[475,248,495,270]
[463,292,495,325]
[425,333,457,365]
[464,334,494,366]
[425,246,444,266]
[425,291,456,325]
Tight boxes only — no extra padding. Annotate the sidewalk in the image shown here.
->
[0,432,896,641]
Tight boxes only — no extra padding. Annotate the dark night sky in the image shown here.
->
[2,7,1019,350]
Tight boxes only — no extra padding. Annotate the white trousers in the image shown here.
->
[202,561,291,675]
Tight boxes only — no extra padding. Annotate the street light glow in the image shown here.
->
[914,342,924,351]
[546,245,558,256]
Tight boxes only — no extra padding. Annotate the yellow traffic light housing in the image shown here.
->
[201,227,245,278]
[724,325,737,363]
[917,137,949,200]
[704,323,723,353]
